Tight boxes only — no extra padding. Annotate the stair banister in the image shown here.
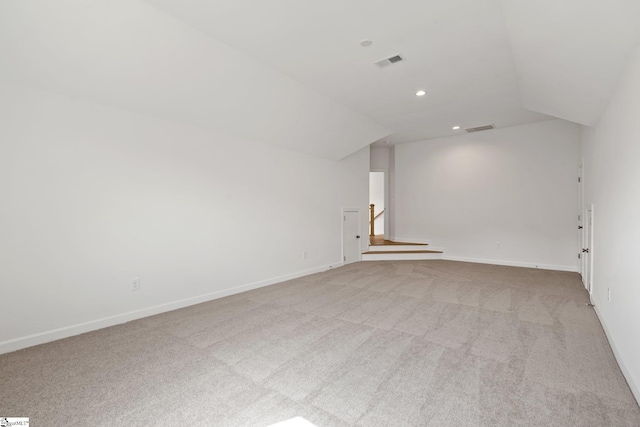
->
[370,204,375,236]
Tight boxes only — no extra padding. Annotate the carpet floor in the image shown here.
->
[1,260,639,426]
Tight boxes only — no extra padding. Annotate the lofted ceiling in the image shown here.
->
[143,0,640,141]
[1,0,639,158]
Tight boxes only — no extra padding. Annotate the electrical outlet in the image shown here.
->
[303,251,308,259]
[130,278,140,291]
[608,288,611,302]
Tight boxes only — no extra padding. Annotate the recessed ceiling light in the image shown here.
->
[416,90,426,97]
[360,39,372,47]
[452,126,461,130]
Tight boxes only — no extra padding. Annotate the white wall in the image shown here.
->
[370,147,390,170]
[395,119,580,271]
[0,82,370,353]
[580,42,640,402]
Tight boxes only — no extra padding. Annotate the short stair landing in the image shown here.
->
[362,236,443,261]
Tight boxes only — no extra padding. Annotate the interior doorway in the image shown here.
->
[369,171,388,240]
[578,162,586,287]
[578,163,593,294]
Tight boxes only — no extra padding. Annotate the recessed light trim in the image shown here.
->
[360,39,372,47]
[416,90,426,97]
[452,126,461,130]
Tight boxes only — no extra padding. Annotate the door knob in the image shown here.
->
[356,235,361,239]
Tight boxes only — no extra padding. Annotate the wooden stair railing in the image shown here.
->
[370,204,375,236]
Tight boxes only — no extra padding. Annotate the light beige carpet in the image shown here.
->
[1,260,639,426]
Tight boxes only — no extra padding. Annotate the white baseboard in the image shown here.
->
[0,262,342,355]
[443,255,579,272]
[593,303,640,406]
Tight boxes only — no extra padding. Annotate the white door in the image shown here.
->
[342,209,361,264]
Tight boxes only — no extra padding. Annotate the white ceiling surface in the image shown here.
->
[2,1,640,158]
[0,1,389,160]
[502,0,640,127]
[144,0,640,143]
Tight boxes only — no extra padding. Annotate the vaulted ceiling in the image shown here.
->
[1,0,639,159]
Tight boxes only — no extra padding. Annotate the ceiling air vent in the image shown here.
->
[465,124,495,133]
[374,54,404,69]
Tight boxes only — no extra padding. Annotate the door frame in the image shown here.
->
[585,204,594,294]
[578,161,585,284]
[341,208,362,265]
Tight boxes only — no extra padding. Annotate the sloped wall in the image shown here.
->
[580,42,640,402]
[0,0,389,160]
